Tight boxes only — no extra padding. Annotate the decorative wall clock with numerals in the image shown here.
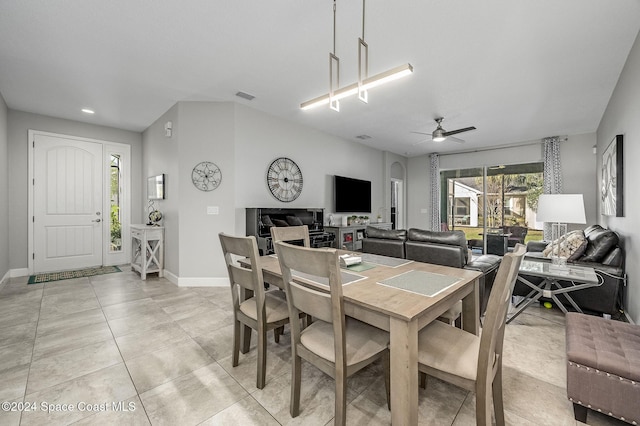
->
[191,161,222,191]
[266,157,303,202]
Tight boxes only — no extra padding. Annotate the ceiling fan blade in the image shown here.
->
[447,136,466,144]
[410,131,432,136]
[412,136,433,146]
[443,126,476,137]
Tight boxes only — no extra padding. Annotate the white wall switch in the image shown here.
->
[207,206,219,215]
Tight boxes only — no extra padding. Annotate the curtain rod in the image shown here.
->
[434,136,568,157]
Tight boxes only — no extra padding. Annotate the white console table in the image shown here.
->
[131,224,164,280]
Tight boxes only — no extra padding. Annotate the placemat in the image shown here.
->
[360,253,413,267]
[378,270,461,297]
[292,270,365,286]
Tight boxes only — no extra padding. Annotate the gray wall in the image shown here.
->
[142,102,389,282]
[7,110,143,271]
[142,104,180,275]
[0,93,8,282]
[406,133,598,230]
[597,29,640,324]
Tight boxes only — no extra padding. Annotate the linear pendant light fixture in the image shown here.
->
[301,0,413,111]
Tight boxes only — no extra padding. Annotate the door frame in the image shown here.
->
[28,130,131,274]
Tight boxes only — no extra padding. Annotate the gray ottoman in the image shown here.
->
[566,312,640,424]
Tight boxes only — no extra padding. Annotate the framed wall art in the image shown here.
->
[601,134,624,217]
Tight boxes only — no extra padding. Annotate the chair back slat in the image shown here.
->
[229,264,257,291]
[218,233,264,308]
[271,225,311,248]
[288,280,334,323]
[274,241,346,362]
[477,244,526,382]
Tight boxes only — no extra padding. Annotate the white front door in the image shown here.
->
[32,133,103,273]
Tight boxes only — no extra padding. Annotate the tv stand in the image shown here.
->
[325,223,392,251]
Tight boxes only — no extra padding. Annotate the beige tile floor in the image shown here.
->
[0,270,628,425]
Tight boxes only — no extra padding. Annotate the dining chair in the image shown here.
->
[218,233,291,389]
[417,243,526,426]
[270,225,311,248]
[274,241,390,425]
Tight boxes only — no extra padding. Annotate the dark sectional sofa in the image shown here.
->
[363,226,502,315]
[520,224,626,315]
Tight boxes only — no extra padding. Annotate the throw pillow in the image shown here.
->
[272,218,289,227]
[581,228,619,263]
[542,230,586,259]
[286,216,303,226]
[261,215,274,227]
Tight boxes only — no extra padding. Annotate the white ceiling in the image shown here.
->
[1,0,639,157]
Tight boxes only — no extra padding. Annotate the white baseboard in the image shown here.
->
[162,269,228,287]
[1,270,9,285]
[624,311,635,325]
[11,268,29,278]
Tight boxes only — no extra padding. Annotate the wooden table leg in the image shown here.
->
[390,317,418,426]
[462,278,480,335]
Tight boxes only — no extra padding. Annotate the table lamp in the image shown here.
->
[536,194,586,266]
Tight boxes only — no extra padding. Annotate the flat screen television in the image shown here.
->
[334,175,371,213]
[147,174,165,200]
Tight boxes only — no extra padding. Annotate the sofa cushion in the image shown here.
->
[581,227,619,263]
[363,239,405,258]
[271,218,289,227]
[365,226,406,241]
[542,230,588,261]
[407,228,467,246]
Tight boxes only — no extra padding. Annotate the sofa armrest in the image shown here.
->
[526,241,548,253]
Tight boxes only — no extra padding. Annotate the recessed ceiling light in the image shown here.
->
[81,108,95,114]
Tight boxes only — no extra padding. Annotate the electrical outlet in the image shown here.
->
[207,206,219,215]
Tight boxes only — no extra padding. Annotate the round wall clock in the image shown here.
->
[266,157,303,202]
[191,161,222,191]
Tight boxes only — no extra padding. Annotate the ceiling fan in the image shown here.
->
[412,117,476,144]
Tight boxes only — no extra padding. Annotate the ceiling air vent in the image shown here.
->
[235,91,255,101]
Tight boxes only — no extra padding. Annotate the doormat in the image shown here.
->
[28,266,122,284]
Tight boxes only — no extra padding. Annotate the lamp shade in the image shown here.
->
[536,194,586,224]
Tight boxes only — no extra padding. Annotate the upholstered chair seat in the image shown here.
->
[300,318,389,365]
[239,294,289,323]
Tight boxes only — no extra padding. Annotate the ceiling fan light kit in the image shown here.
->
[301,0,413,111]
[412,117,477,144]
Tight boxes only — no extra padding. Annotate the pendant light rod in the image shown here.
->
[301,63,413,110]
[358,0,368,103]
[329,0,340,111]
[302,0,413,111]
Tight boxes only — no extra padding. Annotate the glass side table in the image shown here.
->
[506,259,600,324]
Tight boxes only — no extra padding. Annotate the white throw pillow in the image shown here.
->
[542,230,587,259]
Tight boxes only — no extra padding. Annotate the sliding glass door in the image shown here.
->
[441,163,544,254]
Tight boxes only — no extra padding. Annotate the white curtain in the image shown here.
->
[542,136,563,240]
[429,153,440,231]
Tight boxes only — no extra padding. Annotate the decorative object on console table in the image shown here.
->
[536,194,586,267]
[131,224,164,280]
[601,134,623,217]
[147,199,162,226]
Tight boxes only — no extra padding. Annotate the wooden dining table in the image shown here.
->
[253,252,481,426]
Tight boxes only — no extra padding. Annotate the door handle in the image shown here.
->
[92,218,102,223]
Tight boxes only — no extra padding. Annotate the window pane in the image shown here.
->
[440,162,544,255]
[110,154,122,252]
